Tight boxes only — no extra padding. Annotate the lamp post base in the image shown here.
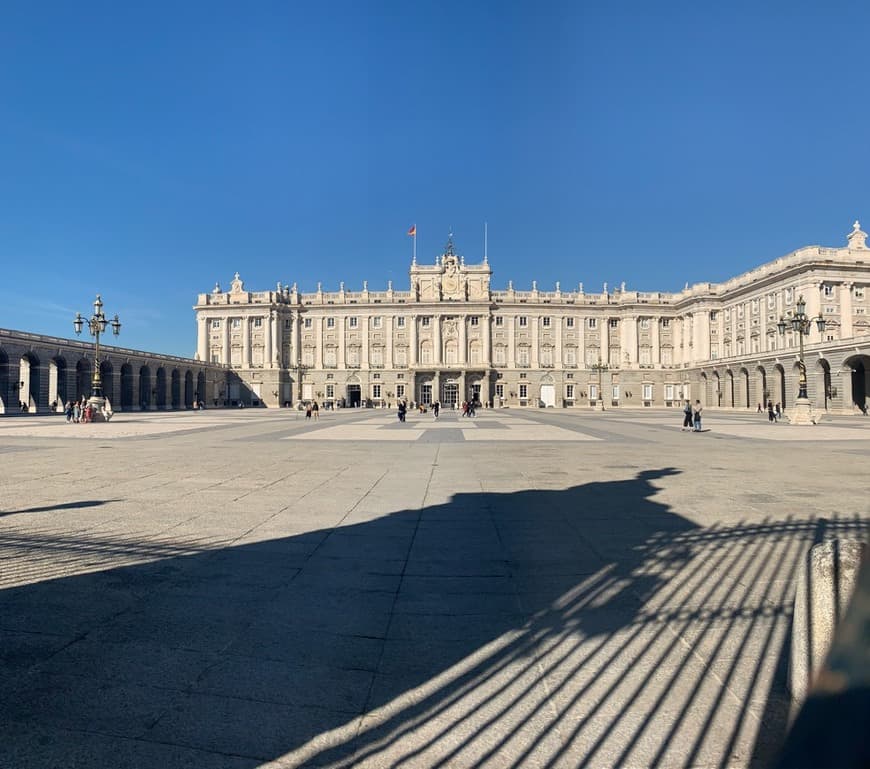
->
[787,397,820,426]
[86,395,114,422]
[595,399,606,412]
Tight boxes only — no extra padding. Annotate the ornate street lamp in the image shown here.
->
[777,295,826,424]
[73,294,121,421]
[591,356,609,411]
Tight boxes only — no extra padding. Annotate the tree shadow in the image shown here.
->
[0,469,865,768]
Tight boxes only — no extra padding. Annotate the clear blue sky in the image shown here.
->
[1,1,867,357]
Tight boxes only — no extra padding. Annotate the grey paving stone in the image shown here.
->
[0,408,866,768]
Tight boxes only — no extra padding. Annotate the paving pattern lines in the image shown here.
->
[276,514,866,769]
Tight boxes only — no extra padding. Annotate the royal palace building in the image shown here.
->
[194,223,870,415]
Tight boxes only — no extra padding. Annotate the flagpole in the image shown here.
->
[413,226,417,264]
[484,221,488,263]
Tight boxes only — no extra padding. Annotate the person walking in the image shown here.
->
[433,400,440,419]
[64,401,73,423]
[681,399,693,431]
[397,400,407,423]
[775,403,782,421]
[767,401,775,423]
[312,400,319,421]
[693,400,703,432]
[305,403,312,420]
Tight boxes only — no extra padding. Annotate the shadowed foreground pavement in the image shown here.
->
[0,408,867,767]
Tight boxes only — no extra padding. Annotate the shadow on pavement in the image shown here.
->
[0,470,865,767]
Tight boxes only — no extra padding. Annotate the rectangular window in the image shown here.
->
[665,384,675,401]
[518,316,528,327]
[326,384,334,398]
[662,318,670,328]
[211,319,221,329]
[643,383,653,400]
[589,384,598,401]
[326,317,335,328]
[495,383,504,398]
[284,318,292,329]
[609,318,618,328]
[639,318,650,329]
[372,384,381,398]
[372,317,382,328]
[566,384,575,399]
[253,318,263,328]
[349,317,358,328]
[421,317,430,327]
[469,316,479,326]
[855,287,865,300]
[232,318,241,329]
[588,318,597,329]
[517,347,530,366]
[566,317,574,328]
[396,384,405,398]
[495,316,504,326]
[519,384,528,399]
[824,284,834,297]
[211,352,220,363]
[304,318,312,328]
[825,306,836,313]
[785,288,794,304]
[542,317,551,327]
[611,384,620,401]
[397,316,405,327]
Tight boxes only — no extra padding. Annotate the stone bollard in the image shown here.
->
[789,538,866,713]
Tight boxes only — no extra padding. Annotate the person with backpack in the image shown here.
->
[693,400,703,432]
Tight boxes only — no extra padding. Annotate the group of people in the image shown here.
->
[304,401,320,420]
[461,400,476,417]
[681,399,704,432]
[64,396,111,423]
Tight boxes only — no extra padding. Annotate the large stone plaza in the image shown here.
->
[0,407,866,768]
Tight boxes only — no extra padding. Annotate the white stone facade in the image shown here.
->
[194,226,870,414]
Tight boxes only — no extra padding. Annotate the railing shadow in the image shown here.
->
[0,471,865,767]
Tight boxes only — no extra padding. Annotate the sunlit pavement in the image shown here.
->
[0,408,867,768]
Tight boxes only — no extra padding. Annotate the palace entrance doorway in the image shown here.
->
[442,381,459,408]
[347,384,361,407]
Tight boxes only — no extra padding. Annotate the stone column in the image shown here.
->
[273,311,282,367]
[362,316,370,369]
[242,316,251,368]
[459,316,467,365]
[555,317,563,368]
[531,317,539,368]
[840,282,853,338]
[621,316,637,366]
[315,317,323,368]
[651,317,661,364]
[483,315,492,366]
[338,315,346,368]
[197,316,207,362]
[410,316,418,366]
[508,316,516,368]
[264,314,272,368]
[600,317,609,365]
[222,316,230,365]
[433,315,442,365]
[386,316,394,369]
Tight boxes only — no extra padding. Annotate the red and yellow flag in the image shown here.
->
[407,225,416,237]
